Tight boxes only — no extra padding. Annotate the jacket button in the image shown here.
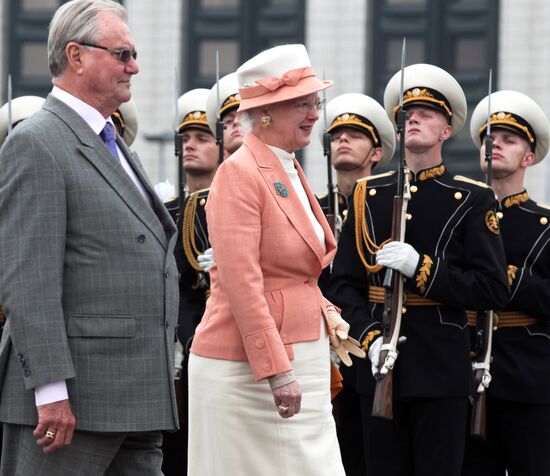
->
[263,363,271,371]
[255,340,265,349]
[137,235,146,243]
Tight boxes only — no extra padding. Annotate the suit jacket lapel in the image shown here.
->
[245,134,331,264]
[117,138,176,239]
[43,96,172,248]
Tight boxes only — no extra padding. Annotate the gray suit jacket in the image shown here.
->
[0,95,179,432]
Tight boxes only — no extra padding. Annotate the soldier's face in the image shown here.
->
[182,129,219,175]
[330,127,379,172]
[80,11,139,116]
[480,129,534,178]
[404,107,451,153]
[222,110,242,155]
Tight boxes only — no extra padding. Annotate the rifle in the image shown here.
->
[470,69,495,440]
[372,38,410,419]
[215,50,225,164]
[321,73,339,238]
[174,68,186,219]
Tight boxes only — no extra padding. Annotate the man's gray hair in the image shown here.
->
[48,0,127,78]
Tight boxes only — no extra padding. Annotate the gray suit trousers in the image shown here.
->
[0,424,163,476]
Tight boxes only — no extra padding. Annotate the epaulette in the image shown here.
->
[357,170,395,183]
[453,175,489,189]
[536,202,550,211]
[190,187,211,199]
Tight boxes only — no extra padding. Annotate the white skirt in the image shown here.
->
[187,322,344,476]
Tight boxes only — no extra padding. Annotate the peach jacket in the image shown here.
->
[190,133,337,381]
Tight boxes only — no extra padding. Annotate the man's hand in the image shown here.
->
[33,399,76,453]
[197,247,214,272]
[376,241,420,278]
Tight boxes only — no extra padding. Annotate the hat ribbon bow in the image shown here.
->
[239,66,315,99]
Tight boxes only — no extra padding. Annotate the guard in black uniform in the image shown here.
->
[463,91,550,476]
[317,93,396,476]
[161,88,222,475]
[161,85,241,475]
[329,64,509,476]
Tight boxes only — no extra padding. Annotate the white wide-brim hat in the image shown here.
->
[470,90,549,163]
[0,95,45,144]
[383,63,467,136]
[206,72,240,135]
[176,88,211,133]
[317,93,396,167]
[112,97,138,146]
[237,44,332,112]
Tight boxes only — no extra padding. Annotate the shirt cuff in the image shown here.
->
[267,370,296,390]
[34,380,68,406]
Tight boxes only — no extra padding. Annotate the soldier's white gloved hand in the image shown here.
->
[153,179,176,202]
[326,306,366,366]
[368,336,382,377]
[376,241,420,278]
[197,247,214,272]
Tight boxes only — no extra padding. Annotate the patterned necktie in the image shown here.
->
[99,122,120,162]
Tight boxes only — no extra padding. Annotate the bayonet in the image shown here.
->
[7,75,13,134]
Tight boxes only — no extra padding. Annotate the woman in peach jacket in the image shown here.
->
[187,44,364,476]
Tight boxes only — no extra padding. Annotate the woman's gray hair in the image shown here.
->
[239,110,260,135]
[48,0,127,78]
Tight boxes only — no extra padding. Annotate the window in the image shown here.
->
[370,0,499,179]
[186,0,306,90]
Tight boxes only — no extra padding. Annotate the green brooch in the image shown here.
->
[274,182,288,197]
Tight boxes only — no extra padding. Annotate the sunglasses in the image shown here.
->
[79,43,137,63]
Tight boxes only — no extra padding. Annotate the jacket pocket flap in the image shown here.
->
[67,315,136,338]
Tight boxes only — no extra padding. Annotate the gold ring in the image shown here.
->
[278,405,289,413]
[45,430,56,440]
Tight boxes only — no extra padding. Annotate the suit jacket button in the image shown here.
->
[255,340,265,349]
[262,363,271,371]
[137,234,146,243]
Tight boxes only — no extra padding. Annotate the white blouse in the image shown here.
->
[268,145,326,252]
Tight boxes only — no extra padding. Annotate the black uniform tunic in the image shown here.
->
[329,163,509,476]
[463,191,550,476]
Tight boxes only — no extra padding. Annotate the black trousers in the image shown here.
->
[361,395,468,476]
[462,398,550,476]
[161,365,188,475]
[333,366,367,476]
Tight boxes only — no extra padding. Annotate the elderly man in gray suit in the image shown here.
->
[0,1,179,474]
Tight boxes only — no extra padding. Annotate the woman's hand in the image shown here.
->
[271,380,302,419]
[326,306,366,366]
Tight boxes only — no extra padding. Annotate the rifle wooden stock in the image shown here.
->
[371,194,405,419]
[470,384,487,440]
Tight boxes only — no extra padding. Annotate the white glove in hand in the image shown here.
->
[197,247,214,272]
[326,306,366,366]
[376,241,420,278]
[368,336,382,377]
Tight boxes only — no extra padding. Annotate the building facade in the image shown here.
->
[1,0,549,201]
